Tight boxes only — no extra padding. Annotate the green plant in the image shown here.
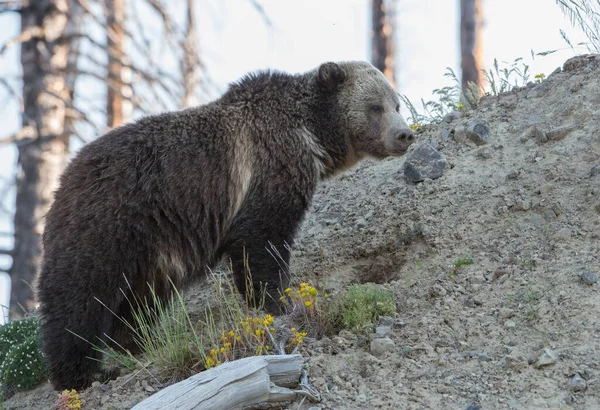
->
[555,0,600,52]
[448,257,474,277]
[93,278,205,382]
[0,318,48,395]
[339,284,396,333]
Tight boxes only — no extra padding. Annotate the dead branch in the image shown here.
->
[0,26,44,57]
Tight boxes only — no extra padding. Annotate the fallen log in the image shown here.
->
[131,354,319,410]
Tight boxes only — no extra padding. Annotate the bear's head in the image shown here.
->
[316,61,415,160]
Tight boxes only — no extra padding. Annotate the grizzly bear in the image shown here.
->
[36,61,414,390]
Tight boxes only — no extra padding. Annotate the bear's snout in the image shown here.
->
[396,129,415,144]
[389,128,415,154]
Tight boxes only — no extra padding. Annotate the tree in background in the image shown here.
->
[181,0,202,108]
[106,0,129,127]
[0,0,270,318]
[0,0,200,317]
[371,0,397,88]
[460,0,485,92]
[7,0,82,315]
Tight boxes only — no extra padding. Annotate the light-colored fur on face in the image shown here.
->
[337,62,412,159]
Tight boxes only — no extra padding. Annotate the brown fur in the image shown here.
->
[36,61,414,390]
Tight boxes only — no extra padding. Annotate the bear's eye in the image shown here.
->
[369,105,384,114]
[395,103,400,113]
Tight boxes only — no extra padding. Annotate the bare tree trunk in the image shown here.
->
[181,0,201,108]
[371,0,396,88]
[10,0,79,316]
[106,0,126,127]
[460,0,484,91]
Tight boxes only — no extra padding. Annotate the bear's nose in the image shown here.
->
[397,129,415,144]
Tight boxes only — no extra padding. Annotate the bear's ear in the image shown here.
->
[317,62,346,92]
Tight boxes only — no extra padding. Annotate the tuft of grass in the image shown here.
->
[92,276,206,383]
[555,0,600,52]
[338,284,396,334]
[448,257,474,277]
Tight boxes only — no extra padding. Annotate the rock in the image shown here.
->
[554,227,572,241]
[375,326,392,338]
[441,128,452,141]
[504,320,516,328]
[590,164,600,177]
[527,82,550,98]
[499,308,515,319]
[581,271,598,285]
[569,373,587,392]
[370,337,396,357]
[474,146,492,159]
[455,119,490,145]
[403,142,448,182]
[506,170,519,180]
[535,348,558,369]
[92,381,102,391]
[478,352,492,362]
[505,355,528,371]
[466,405,482,410]
[546,124,578,140]
[378,316,395,326]
[442,110,462,123]
[519,125,547,143]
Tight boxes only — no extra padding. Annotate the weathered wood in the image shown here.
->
[131,354,304,410]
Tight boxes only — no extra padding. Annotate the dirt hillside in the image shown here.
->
[4,54,600,410]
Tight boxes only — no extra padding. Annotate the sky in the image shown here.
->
[0,0,590,323]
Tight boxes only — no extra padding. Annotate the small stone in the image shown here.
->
[441,128,451,141]
[456,119,490,145]
[375,326,392,338]
[92,381,102,391]
[478,352,492,362]
[591,164,600,177]
[506,170,519,180]
[535,348,558,369]
[378,316,395,326]
[554,227,572,241]
[145,385,156,393]
[505,355,528,371]
[403,142,448,182]
[519,125,547,143]
[466,405,482,410]
[370,337,396,357]
[492,269,508,281]
[504,320,516,328]
[442,110,462,123]
[569,373,587,392]
[547,124,578,140]
[527,82,549,99]
[499,308,515,319]
[582,271,598,285]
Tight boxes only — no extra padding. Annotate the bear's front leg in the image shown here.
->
[221,187,310,315]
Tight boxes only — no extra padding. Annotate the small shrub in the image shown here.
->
[339,284,396,333]
[280,282,338,337]
[0,318,48,395]
[55,389,82,410]
[448,257,474,277]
